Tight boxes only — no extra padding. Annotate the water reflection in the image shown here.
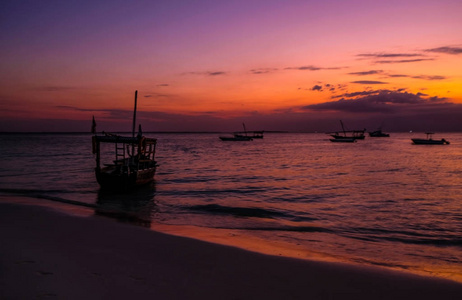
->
[95,182,157,227]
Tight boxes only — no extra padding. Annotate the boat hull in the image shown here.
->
[369,131,390,137]
[219,136,253,141]
[330,138,356,143]
[412,139,449,145]
[330,135,365,140]
[95,166,157,190]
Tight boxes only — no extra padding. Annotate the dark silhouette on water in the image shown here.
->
[412,132,450,145]
[92,91,158,190]
[328,120,365,142]
[219,123,261,141]
[369,128,390,137]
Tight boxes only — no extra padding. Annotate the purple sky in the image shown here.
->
[1,0,461,132]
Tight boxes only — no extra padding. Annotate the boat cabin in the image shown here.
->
[92,133,157,190]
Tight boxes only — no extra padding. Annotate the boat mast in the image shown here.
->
[340,120,346,137]
[132,90,138,138]
[242,123,247,136]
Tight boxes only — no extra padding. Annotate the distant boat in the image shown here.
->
[92,91,158,190]
[411,132,450,145]
[234,130,264,139]
[328,120,365,141]
[369,128,390,137]
[219,123,261,141]
[329,138,357,143]
[219,135,253,141]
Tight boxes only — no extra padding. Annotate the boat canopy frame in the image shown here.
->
[92,134,157,172]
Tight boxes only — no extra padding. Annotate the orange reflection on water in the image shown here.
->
[150,221,462,284]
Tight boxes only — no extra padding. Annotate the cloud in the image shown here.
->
[143,93,170,98]
[207,71,227,76]
[387,74,408,78]
[285,65,322,71]
[250,68,279,74]
[357,53,423,58]
[356,52,434,64]
[56,106,132,119]
[332,90,381,99]
[348,70,446,81]
[385,74,446,80]
[8,92,461,132]
[375,58,434,64]
[300,83,341,92]
[348,70,384,76]
[425,46,462,55]
[156,84,169,87]
[351,80,388,84]
[325,84,337,92]
[184,71,228,76]
[302,90,451,114]
[285,65,344,71]
[411,75,446,80]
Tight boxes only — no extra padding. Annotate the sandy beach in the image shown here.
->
[1,202,461,300]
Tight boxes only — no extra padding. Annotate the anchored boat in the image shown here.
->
[92,91,157,190]
[219,123,261,141]
[329,138,357,143]
[369,128,390,137]
[328,120,365,142]
[412,132,450,145]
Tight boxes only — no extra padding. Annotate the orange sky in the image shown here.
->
[1,0,461,132]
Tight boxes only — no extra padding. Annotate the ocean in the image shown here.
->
[1,132,461,282]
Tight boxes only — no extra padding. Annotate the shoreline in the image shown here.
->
[3,194,461,284]
[1,201,461,299]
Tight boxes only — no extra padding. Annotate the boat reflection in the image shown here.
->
[95,182,157,227]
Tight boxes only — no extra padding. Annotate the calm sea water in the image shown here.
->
[1,132,461,282]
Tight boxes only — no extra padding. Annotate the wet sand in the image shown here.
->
[1,202,461,299]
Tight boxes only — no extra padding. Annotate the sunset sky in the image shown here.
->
[1,0,461,132]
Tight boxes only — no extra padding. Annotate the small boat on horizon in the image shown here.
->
[234,130,264,139]
[369,128,390,137]
[411,132,450,145]
[329,138,357,143]
[219,135,253,141]
[219,123,262,141]
[328,120,365,142]
[92,91,158,190]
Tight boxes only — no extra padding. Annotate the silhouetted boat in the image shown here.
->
[412,133,450,145]
[328,120,365,141]
[234,131,264,139]
[219,136,253,141]
[92,91,158,190]
[369,128,390,137]
[234,124,264,139]
[329,138,357,143]
[219,123,259,141]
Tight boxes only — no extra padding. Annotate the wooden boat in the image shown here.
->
[219,136,253,141]
[328,120,365,141]
[219,123,259,141]
[234,131,264,139]
[234,124,264,139]
[329,138,357,143]
[92,91,157,190]
[369,128,390,137]
[412,133,450,145]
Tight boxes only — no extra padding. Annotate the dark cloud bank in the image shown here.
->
[1,90,461,133]
[300,90,461,132]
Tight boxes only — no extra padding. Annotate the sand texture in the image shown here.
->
[1,202,461,299]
